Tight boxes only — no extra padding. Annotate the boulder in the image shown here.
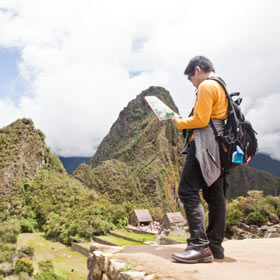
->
[107,259,127,280]
[269,214,280,224]
[264,232,280,238]
[239,223,250,231]
[248,225,261,235]
[0,262,13,276]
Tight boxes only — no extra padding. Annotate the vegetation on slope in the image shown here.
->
[227,165,280,200]
[73,86,185,215]
[226,190,280,235]
[0,118,65,193]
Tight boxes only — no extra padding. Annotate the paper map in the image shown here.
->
[145,96,179,121]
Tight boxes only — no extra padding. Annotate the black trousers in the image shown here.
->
[178,141,226,255]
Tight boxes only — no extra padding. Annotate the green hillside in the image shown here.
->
[73,86,185,216]
[227,165,280,200]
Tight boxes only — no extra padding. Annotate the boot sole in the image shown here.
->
[172,255,214,264]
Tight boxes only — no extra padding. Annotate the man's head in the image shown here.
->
[184,56,215,88]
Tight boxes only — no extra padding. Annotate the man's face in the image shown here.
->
[187,66,201,88]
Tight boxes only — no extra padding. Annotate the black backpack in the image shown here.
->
[208,76,258,171]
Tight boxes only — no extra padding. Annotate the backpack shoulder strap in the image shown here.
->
[207,76,230,98]
[207,76,231,137]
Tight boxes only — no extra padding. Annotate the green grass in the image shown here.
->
[97,235,142,246]
[167,232,189,244]
[112,229,156,242]
[17,233,87,280]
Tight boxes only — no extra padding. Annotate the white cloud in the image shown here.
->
[0,0,280,158]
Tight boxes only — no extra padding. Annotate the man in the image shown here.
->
[172,56,228,263]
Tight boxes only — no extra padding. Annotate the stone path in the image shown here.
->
[110,238,280,280]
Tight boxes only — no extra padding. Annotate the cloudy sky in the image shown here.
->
[0,0,279,159]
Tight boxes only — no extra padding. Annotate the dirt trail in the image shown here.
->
[112,238,280,280]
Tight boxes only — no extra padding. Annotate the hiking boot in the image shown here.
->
[172,246,214,263]
[212,251,224,259]
[209,246,225,259]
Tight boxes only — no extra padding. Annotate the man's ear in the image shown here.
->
[195,66,200,74]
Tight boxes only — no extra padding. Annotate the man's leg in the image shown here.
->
[202,176,226,258]
[172,141,213,263]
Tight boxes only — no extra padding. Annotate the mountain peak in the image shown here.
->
[0,118,64,193]
[74,86,184,213]
[90,86,180,168]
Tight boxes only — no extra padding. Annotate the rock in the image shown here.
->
[90,243,122,254]
[87,251,113,280]
[0,262,13,276]
[265,232,280,238]
[239,223,250,231]
[269,214,280,224]
[107,259,127,280]
[87,252,102,280]
[87,274,94,280]
[274,225,280,233]
[158,236,184,245]
[232,227,246,239]
[102,274,109,280]
[260,225,269,231]
[249,225,261,235]
[267,223,274,226]
[87,253,94,271]
[119,271,146,280]
[267,227,277,233]
[144,275,155,280]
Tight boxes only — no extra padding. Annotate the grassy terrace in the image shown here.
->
[112,229,156,242]
[167,232,189,244]
[96,235,141,246]
[17,233,87,280]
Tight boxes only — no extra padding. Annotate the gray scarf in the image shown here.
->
[194,119,224,186]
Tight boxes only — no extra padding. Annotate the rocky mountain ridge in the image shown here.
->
[73,86,280,210]
[0,118,65,194]
[73,86,185,216]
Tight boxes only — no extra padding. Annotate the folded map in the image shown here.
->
[145,96,179,121]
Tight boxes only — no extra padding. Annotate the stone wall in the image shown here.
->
[71,243,90,257]
[109,232,142,244]
[92,237,118,246]
[87,245,154,280]
[233,223,280,239]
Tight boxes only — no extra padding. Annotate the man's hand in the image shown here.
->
[171,114,180,123]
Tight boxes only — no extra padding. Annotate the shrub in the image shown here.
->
[18,246,35,258]
[20,218,39,233]
[264,195,280,210]
[14,258,34,276]
[38,260,54,273]
[226,207,245,235]
[34,272,65,280]
[0,219,21,243]
[0,243,16,263]
[245,211,267,226]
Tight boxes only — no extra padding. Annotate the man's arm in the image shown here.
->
[174,81,216,129]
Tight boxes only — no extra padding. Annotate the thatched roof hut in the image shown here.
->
[160,212,186,230]
[129,209,153,227]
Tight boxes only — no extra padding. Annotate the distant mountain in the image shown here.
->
[249,153,280,177]
[0,118,122,249]
[73,86,280,211]
[73,86,185,216]
[0,118,65,194]
[227,165,280,199]
[59,156,91,174]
